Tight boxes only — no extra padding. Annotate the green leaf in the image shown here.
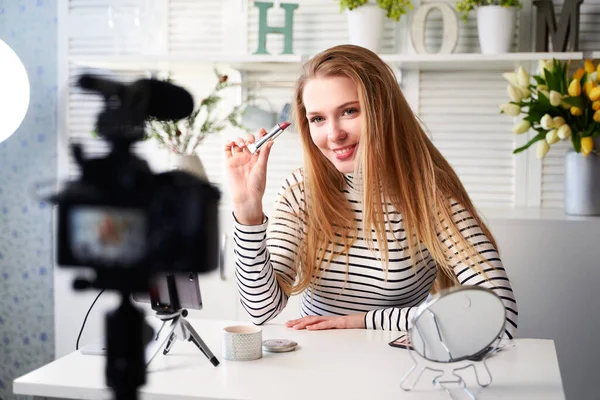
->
[533,75,545,85]
[513,131,546,154]
[572,132,581,152]
[562,96,585,108]
[537,91,552,109]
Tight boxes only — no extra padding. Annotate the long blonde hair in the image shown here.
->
[278,44,497,296]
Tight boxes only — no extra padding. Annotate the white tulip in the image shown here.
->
[557,124,572,140]
[517,66,530,87]
[502,72,519,87]
[546,129,559,144]
[538,84,549,92]
[508,84,523,102]
[500,103,521,116]
[552,116,566,128]
[513,120,531,134]
[560,101,572,110]
[519,87,532,99]
[538,60,553,80]
[588,71,598,83]
[537,140,550,159]
[549,91,563,106]
[540,114,554,130]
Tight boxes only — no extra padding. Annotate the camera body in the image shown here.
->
[50,75,220,291]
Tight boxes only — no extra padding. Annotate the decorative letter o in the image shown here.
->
[410,4,459,54]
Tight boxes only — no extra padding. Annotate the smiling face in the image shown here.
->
[302,76,362,173]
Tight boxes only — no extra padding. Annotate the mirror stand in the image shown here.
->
[400,310,503,400]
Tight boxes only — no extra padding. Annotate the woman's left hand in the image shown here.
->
[285,314,366,330]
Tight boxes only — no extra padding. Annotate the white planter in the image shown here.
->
[168,153,208,181]
[476,6,517,54]
[346,3,386,53]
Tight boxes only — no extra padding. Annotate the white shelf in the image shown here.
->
[69,51,595,73]
[380,52,585,71]
[68,54,306,72]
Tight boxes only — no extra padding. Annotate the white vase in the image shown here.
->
[476,6,517,54]
[168,153,208,181]
[564,138,600,216]
[346,3,386,53]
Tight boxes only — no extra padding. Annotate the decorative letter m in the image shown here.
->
[533,0,584,52]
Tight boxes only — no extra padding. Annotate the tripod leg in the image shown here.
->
[145,318,178,368]
[163,332,176,355]
[180,318,220,367]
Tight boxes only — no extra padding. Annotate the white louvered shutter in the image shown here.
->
[540,0,600,208]
[416,0,521,208]
[66,0,157,178]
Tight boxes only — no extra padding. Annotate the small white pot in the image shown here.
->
[346,3,386,53]
[476,6,517,54]
[168,153,207,180]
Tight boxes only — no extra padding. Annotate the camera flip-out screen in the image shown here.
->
[64,205,147,268]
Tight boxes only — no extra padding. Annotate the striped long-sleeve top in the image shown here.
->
[233,169,518,338]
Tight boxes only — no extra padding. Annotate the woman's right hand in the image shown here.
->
[224,128,274,225]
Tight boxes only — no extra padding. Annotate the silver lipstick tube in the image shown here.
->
[247,123,288,154]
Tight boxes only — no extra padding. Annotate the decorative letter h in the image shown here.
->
[253,2,299,55]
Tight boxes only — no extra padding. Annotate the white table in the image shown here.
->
[14,318,565,400]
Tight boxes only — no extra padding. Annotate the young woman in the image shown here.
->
[224,44,518,338]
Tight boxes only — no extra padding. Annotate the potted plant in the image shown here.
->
[455,0,522,54]
[145,70,247,180]
[339,0,413,53]
[500,58,600,215]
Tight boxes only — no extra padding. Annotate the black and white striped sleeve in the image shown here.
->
[442,203,519,339]
[365,204,518,337]
[233,176,303,325]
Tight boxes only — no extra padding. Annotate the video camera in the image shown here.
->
[47,74,222,400]
[50,75,221,291]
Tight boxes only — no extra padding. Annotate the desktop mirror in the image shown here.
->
[409,286,506,363]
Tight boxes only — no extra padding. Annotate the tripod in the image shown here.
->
[146,274,219,367]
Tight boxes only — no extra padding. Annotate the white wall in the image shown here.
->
[54,210,600,399]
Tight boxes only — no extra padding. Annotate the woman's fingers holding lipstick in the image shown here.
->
[244,133,256,144]
[257,128,268,138]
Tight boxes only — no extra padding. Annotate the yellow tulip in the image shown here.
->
[571,107,583,116]
[537,140,550,159]
[552,116,566,128]
[549,90,563,106]
[594,110,600,123]
[597,63,600,77]
[584,81,597,97]
[557,124,572,140]
[590,87,600,102]
[593,100,600,111]
[581,136,594,156]
[546,129,559,144]
[573,67,585,80]
[584,59,596,74]
[512,121,531,134]
[568,79,581,97]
